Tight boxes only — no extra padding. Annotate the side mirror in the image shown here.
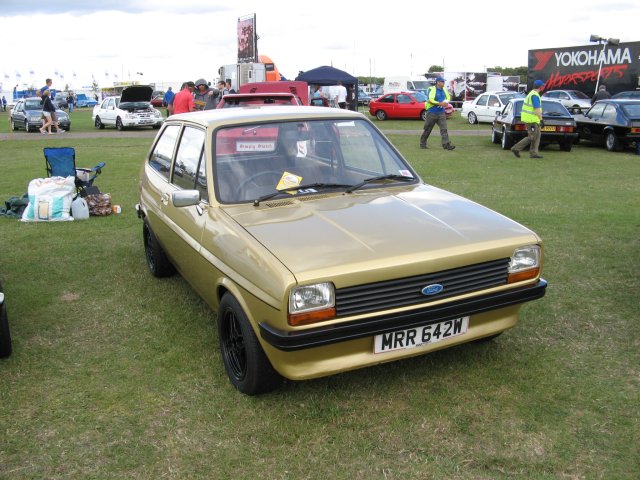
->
[172,190,201,208]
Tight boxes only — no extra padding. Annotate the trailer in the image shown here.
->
[218,63,266,92]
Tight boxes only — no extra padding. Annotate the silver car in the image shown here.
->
[10,97,71,132]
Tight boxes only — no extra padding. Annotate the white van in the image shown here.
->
[383,76,431,94]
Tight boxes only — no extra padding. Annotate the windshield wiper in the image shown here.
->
[253,183,352,206]
[344,174,414,194]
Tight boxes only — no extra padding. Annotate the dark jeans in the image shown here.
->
[419,111,450,147]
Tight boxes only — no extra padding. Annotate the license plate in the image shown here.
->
[374,317,469,354]
[541,126,556,132]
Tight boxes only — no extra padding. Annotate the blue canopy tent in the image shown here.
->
[295,66,359,108]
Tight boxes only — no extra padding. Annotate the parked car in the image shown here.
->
[574,99,640,152]
[357,89,372,106]
[136,106,547,395]
[460,91,524,124]
[75,93,98,108]
[150,95,165,107]
[53,95,68,109]
[10,97,71,132]
[542,89,592,114]
[491,98,578,151]
[0,280,12,358]
[369,91,453,120]
[611,90,640,100]
[93,85,164,130]
[217,93,302,108]
[368,85,384,100]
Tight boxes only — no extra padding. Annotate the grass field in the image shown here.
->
[0,108,639,479]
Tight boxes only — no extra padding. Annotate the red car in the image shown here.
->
[369,91,453,121]
[150,95,164,107]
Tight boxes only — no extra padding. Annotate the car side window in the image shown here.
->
[172,126,206,196]
[397,95,411,104]
[587,103,606,119]
[380,95,394,104]
[476,95,488,106]
[601,104,617,123]
[149,124,180,179]
[488,96,500,107]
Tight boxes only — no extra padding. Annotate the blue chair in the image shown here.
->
[44,147,106,195]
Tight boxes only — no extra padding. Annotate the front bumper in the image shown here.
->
[260,279,547,351]
[123,117,163,128]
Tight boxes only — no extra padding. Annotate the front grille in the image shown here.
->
[335,258,510,317]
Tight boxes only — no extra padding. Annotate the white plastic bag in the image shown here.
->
[21,176,75,222]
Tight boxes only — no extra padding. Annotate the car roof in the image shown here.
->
[168,105,365,128]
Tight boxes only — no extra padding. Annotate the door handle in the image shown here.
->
[160,193,169,205]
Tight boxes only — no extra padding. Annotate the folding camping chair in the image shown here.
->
[44,147,106,196]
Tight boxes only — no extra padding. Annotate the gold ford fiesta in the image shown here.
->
[136,106,547,395]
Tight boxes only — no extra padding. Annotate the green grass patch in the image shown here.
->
[0,118,639,479]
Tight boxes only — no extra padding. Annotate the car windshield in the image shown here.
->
[569,91,589,99]
[117,99,151,108]
[411,92,427,102]
[214,118,417,204]
[498,92,524,103]
[621,103,640,117]
[412,81,430,90]
[24,99,43,110]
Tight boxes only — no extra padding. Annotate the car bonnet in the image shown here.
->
[120,85,154,103]
[223,185,538,277]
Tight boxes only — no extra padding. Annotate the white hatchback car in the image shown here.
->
[460,91,524,124]
[92,85,163,131]
[542,90,592,114]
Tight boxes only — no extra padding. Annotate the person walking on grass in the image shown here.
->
[511,79,545,159]
[419,76,455,151]
[40,89,55,134]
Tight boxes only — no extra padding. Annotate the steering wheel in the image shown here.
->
[237,170,284,198]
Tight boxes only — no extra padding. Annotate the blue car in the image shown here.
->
[75,93,98,108]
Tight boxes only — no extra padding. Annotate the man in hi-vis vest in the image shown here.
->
[419,77,455,151]
[511,79,545,159]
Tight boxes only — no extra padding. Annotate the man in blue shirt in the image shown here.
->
[419,77,455,150]
[162,87,175,116]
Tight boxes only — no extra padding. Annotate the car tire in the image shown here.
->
[376,110,387,121]
[420,110,428,121]
[0,282,12,358]
[10,119,18,131]
[24,120,30,132]
[95,117,105,129]
[605,131,619,152]
[468,112,478,125]
[218,293,282,395]
[491,126,500,144]
[501,127,513,150]
[559,140,572,152]
[143,219,175,278]
[116,117,124,131]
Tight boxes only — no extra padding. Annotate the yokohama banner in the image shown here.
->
[528,42,640,96]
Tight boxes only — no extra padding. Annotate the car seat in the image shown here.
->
[44,147,106,196]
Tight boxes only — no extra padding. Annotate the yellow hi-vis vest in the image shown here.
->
[521,90,541,124]
[425,86,451,110]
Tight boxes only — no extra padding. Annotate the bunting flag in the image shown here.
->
[73,71,77,78]
[3,73,9,80]
[15,71,21,79]
[104,71,109,78]
[29,69,35,76]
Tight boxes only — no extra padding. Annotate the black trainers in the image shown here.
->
[530,154,543,159]
[444,144,456,150]
[420,145,428,149]
[511,149,520,158]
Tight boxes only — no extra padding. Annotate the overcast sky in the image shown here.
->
[1,0,639,92]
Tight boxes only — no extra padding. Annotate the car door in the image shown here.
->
[473,94,489,122]
[161,125,208,276]
[103,98,118,126]
[12,101,25,125]
[578,103,606,141]
[396,94,417,118]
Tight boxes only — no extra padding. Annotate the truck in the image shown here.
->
[218,63,266,92]
[528,41,640,96]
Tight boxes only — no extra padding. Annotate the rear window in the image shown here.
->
[621,103,640,117]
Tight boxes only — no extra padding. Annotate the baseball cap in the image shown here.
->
[436,76,445,82]
[534,79,545,88]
